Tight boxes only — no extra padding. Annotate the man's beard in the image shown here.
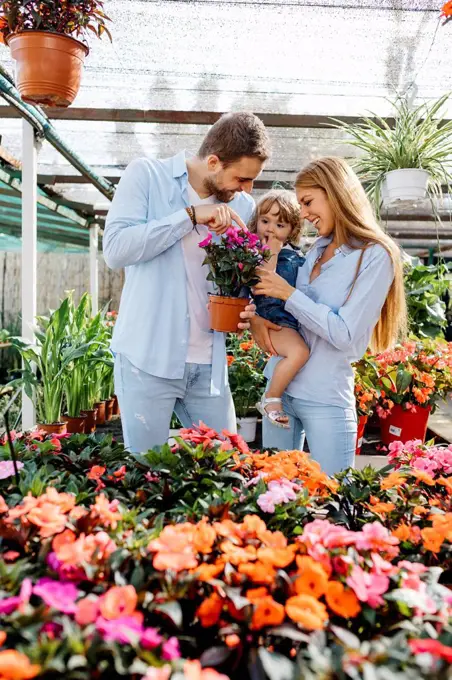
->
[204,176,236,203]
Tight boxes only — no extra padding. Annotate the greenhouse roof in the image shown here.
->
[0,0,451,248]
[0,158,94,250]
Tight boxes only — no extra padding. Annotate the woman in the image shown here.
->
[251,157,407,475]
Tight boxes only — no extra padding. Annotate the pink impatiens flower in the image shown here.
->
[354,522,399,558]
[346,565,389,607]
[33,578,79,614]
[198,233,213,248]
[0,460,24,480]
[96,614,144,644]
[162,636,181,660]
[256,478,300,513]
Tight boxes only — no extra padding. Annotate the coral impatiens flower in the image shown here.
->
[197,592,224,628]
[0,650,41,679]
[183,660,230,680]
[148,524,199,572]
[294,556,329,598]
[99,585,137,620]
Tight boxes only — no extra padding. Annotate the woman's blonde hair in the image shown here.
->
[248,189,303,246]
[295,157,407,352]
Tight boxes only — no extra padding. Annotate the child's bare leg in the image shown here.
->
[264,328,309,424]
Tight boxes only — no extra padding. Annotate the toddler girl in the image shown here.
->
[249,190,309,428]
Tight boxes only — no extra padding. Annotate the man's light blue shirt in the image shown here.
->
[103,151,255,395]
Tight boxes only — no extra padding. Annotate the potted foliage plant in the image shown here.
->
[227,333,266,443]
[333,94,452,209]
[199,227,270,333]
[374,339,452,445]
[353,355,380,455]
[0,0,112,107]
[404,257,450,339]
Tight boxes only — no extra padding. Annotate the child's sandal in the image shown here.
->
[256,396,290,429]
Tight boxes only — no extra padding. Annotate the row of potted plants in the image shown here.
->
[0,426,450,679]
[9,294,118,434]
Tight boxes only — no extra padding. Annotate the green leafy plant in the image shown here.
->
[0,0,112,42]
[404,258,450,339]
[332,93,452,210]
[227,333,267,418]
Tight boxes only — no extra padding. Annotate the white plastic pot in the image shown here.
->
[237,416,257,443]
[382,169,429,202]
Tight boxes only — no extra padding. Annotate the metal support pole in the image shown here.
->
[21,120,38,430]
[90,223,99,315]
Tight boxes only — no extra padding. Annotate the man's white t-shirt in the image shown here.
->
[181,184,216,364]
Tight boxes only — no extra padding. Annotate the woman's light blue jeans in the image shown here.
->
[262,392,357,476]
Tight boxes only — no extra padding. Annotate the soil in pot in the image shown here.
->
[36,423,67,435]
[63,414,87,434]
[6,31,89,108]
[209,295,250,333]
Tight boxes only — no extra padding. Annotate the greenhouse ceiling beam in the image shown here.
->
[0,107,417,128]
[0,70,115,202]
[0,166,90,228]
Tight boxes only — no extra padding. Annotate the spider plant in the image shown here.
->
[331,93,452,212]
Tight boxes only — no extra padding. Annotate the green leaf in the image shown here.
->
[154,600,183,628]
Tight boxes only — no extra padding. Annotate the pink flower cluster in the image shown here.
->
[388,439,452,476]
[256,478,301,513]
[0,460,24,480]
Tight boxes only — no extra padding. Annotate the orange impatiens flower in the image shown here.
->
[380,472,406,491]
[238,561,276,585]
[442,1,452,19]
[197,592,224,627]
[0,650,40,680]
[90,495,122,529]
[421,527,444,553]
[220,541,257,566]
[325,581,361,618]
[392,524,411,542]
[411,470,435,486]
[193,519,217,555]
[87,465,106,480]
[192,562,224,582]
[285,594,328,630]
[256,545,297,569]
[99,585,137,620]
[0,495,8,514]
[183,660,229,680]
[367,497,396,515]
[0,632,5,647]
[51,529,77,553]
[294,556,329,598]
[250,595,285,630]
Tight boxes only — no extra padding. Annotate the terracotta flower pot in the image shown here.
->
[81,408,97,434]
[379,404,431,446]
[106,399,115,421]
[94,401,106,426]
[6,31,89,108]
[36,423,67,436]
[112,395,120,416]
[63,414,87,434]
[356,415,368,456]
[209,295,250,333]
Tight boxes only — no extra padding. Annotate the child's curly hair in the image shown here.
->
[247,189,303,246]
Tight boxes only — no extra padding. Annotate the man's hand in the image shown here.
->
[249,316,282,355]
[194,204,247,234]
[238,303,256,332]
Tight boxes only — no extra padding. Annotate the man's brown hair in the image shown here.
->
[198,112,270,165]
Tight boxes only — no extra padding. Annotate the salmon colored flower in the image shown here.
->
[285,594,328,630]
[251,595,285,630]
[193,519,217,555]
[0,632,5,647]
[227,355,235,366]
[0,496,7,514]
[257,545,297,569]
[220,541,257,565]
[99,585,137,620]
[325,581,361,618]
[0,650,40,679]
[197,592,224,627]
[225,634,241,648]
[87,465,106,480]
[52,529,76,553]
[90,495,122,529]
[192,562,224,582]
[441,1,452,19]
[183,660,230,680]
[25,503,68,538]
[75,597,99,626]
[148,524,198,572]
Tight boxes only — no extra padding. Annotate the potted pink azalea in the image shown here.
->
[199,226,270,333]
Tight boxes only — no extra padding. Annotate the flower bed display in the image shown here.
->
[0,425,451,679]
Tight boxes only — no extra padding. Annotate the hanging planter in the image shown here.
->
[6,31,89,108]
[237,416,258,443]
[356,415,368,456]
[0,0,112,109]
[379,404,431,446]
[382,169,429,203]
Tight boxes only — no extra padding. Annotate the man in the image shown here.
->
[104,112,271,452]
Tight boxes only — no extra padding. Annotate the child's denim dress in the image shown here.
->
[254,248,305,330]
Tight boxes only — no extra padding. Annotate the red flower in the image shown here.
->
[410,638,452,662]
[441,1,452,20]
